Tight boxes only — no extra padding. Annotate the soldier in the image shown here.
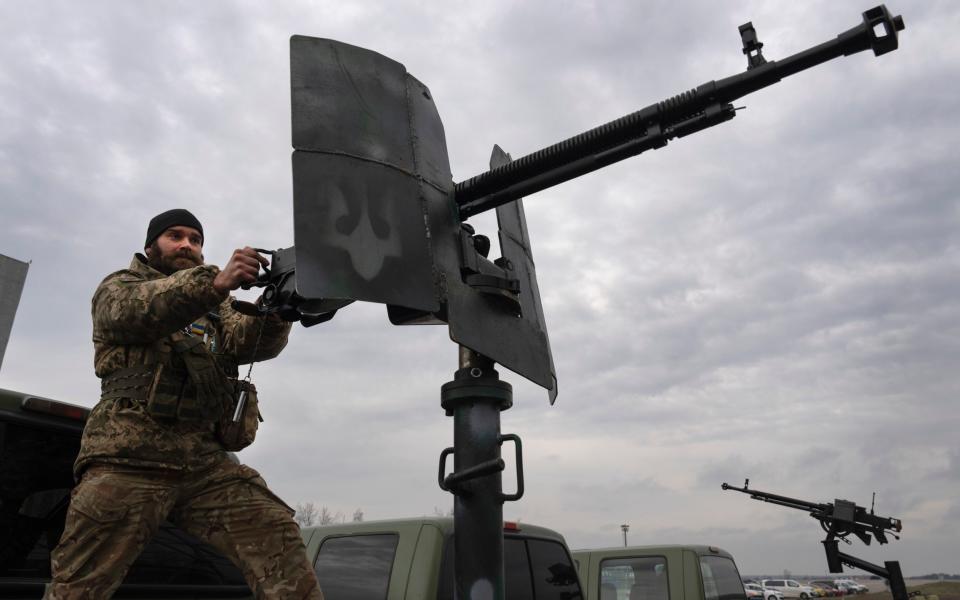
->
[45,209,323,599]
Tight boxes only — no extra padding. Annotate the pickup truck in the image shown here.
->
[305,517,582,599]
[572,545,747,600]
[1,387,584,599]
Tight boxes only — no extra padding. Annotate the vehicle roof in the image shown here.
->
[0,387,89,416]
[570,544,735,560]
[302,517,567,542]
[1,387,37,410]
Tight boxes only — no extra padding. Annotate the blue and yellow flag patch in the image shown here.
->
[189,323,207,336]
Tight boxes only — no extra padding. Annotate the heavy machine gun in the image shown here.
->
[722,479,908,600]
[248,5,907,364]
[240,6,906,600]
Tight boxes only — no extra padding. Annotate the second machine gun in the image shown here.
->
[722,479,908,600]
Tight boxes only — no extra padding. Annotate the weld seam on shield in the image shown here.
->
[402,75,441,303]
[293,147,449,196]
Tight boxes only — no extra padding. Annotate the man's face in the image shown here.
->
[145,225,203,274]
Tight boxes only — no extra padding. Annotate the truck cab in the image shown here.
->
[304,517,582,599]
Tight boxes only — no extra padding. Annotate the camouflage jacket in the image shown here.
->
[75,254,292,477]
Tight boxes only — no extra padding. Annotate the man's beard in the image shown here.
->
[147,243,203,275]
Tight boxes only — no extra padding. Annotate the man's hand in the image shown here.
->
[213,247,269,294]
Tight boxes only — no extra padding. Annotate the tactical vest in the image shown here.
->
[100,328,239,422]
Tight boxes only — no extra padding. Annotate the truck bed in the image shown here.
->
[0,388,253,599]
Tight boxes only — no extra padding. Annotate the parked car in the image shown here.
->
[747,582,783,600]
[834,579,868,594]
[836,582,858,595]
[809,580,844,596]
[761,579,816,600]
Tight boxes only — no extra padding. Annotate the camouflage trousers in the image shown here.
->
[44,458,323,600]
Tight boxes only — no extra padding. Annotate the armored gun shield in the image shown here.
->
[291,36,447,312]
[444,146,557,401]
[291,37,556,399]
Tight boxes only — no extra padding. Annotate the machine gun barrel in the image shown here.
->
[454,5,904,220]
[721,481,828,515]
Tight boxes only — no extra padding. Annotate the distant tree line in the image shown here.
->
[292,503,457,527]
[294,502,364,527]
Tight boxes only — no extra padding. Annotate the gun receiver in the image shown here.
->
[455,5,905,220]
[722,479,907,600]
[230,247,350,327]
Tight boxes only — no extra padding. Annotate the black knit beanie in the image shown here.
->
[144,209,204,248]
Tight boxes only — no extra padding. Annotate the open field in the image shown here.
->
[859,581,960,600]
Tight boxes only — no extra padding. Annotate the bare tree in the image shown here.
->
[296,502,355,526]
[318,506,333,525]
[294,502,317,527]
[318,506,345,525]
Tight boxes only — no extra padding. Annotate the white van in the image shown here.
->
[762,579,816,600]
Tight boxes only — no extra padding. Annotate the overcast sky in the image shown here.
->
[2,0,957,577]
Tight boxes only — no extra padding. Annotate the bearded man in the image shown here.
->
[45,209,323,599]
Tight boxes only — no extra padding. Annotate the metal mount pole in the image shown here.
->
[823,539,909,600]
[439,346,516,600]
